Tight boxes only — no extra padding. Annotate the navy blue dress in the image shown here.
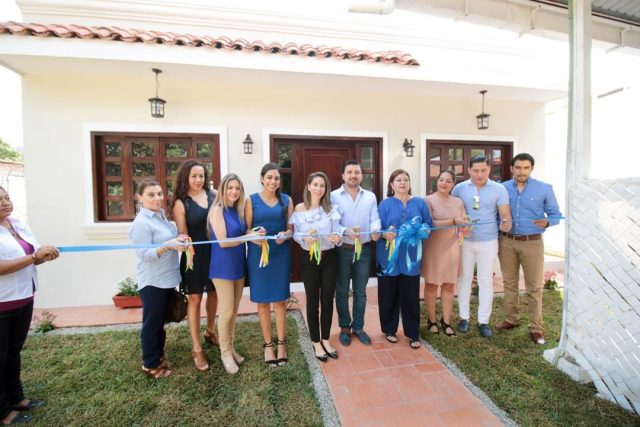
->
[247,193,291,303]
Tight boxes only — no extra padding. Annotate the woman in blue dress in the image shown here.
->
[245,163,293,367]
[208,174,260,375]
[377,169,432,349]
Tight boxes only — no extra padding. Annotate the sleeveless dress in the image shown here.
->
[420,194,466,285]
[247,193,291,303]
[209,207,247,280]
[180,190,214,294]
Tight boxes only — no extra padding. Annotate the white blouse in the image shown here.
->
[0,218,40,303]
[289,206,343,251]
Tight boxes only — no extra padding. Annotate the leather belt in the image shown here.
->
[342,241,371,249]
[500,232,542,241]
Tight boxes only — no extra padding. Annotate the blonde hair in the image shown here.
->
[303,172,332,213]
[208,173,246,229]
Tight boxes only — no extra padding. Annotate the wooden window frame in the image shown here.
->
[92,132,220,222]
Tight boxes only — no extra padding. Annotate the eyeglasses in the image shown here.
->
[473,195,480,210]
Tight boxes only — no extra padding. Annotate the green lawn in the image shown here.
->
[21,317,322,426]
[421,290,640,427]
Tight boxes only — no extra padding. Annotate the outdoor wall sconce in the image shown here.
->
[148,68,166,118]
[243,134,254,154]
[403,138,415,157]
[476,90,490,130]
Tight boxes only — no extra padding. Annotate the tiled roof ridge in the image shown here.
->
[0,21,420,66]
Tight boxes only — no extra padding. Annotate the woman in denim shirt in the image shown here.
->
[129,180,186,379]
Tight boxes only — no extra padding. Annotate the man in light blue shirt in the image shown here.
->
[331,160,381,346]
[497,153,562,345]
[452,155,511,337]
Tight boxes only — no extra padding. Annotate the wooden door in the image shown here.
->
[270,135,382,281]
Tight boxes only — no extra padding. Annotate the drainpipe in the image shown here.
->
[348,0,397,15]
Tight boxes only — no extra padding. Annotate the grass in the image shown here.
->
[421,290,640,427]
[21,317,322,426]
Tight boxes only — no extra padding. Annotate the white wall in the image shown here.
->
[22,69,548,307]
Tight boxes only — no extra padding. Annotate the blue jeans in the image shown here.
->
[335,243,372,331]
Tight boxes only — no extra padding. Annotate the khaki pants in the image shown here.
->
[498,237,544,333]
[212,278,245,357]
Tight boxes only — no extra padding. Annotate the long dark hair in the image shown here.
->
[260,162,287,219]
[168,159,210,219]
[303,172,332,213]
[386,169,412,197]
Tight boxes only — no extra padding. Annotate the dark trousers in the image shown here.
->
[0,302,33,419]
[377,274,420,340]
[139,286,170,369]
[300,248,338,342]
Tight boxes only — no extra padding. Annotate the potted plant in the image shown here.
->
[112,277,143,309]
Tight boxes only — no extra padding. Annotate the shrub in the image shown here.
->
[116,277,139,296]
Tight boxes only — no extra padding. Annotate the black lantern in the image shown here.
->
[243,134,254,154]
[476,90,490,130]
[403,138,415,157]
[148,68,166,118]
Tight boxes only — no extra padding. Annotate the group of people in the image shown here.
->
[0,151,560,424]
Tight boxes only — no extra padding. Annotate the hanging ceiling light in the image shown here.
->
[476,90,490,130]
[148,68,166,118]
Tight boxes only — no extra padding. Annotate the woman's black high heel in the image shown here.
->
[275,339,288,366]
[440,319,456,337]
[263,341,278,368]
[321,342,338,360]
[427,319,439,334]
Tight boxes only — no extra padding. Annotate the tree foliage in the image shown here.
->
[0,138,21,162]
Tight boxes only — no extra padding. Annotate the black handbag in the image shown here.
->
[165,287,188,323]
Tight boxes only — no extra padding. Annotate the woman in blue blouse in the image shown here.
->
[129,180,186,379]
[289,172,342,362]
[208,174,260,375]
[377,170,432,349]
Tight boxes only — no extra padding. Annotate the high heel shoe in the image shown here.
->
[221,353,239,375]
[275,339,288,366]
[440,319,456,337]
[192,350,210,371]
[321,341,338,360]
[427,319,440,334]
[203,330,219,347]
[263,341,278,368]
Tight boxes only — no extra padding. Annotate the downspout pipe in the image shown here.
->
[348,0,397,15]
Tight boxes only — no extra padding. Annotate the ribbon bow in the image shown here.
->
[383,216,431,274]
[184,236,195,272]
[308,229,322,265]
[352,226,362,263]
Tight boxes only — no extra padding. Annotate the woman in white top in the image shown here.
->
[0,186,59,426]
[289,172,342,362]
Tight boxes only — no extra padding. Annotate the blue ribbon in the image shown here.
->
[56,216,565,253]
[384,216,431,275]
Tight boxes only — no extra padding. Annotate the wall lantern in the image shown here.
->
[402,138,415,157]
[476,89,490,130]
[243,134,254,154]
[148,68,166,118]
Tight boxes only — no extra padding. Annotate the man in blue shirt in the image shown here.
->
[496,153,561,345]
[452,155,511,337]
[331,160,381,346]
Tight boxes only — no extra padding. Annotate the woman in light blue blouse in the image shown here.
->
[289,172,342,362]
[377,169,432,349]
[129,179,186,379]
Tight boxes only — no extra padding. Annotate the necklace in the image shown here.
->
[2,222,20,240]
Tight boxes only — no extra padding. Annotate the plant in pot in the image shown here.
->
[112,277,142,309]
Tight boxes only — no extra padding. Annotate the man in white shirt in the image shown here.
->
[331,160,381,346]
